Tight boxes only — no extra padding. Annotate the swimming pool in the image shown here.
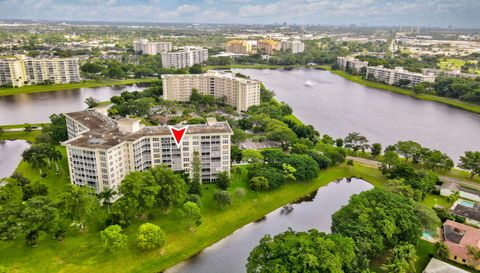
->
[459,199,476,208]
[422,231,434,241]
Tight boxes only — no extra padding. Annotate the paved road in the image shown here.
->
[347,156,480,191]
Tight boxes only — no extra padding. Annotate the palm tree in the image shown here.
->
[29,153,47,175]
[51,149,63,174]
[98,187,116,214]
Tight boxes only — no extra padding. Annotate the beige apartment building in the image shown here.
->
[0,55,80,87]
[63,110,233,194]
[366,65,435,86]
[280,40,305,54]
[257,40,280,55]
[161,70,261,112]
[161,47,208,69]
[337,56,368,73]
[133,39,172,55]
[225,40,254,54]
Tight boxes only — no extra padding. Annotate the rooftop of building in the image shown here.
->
[423,258,469,273]
[63,110,233,150]
[452,201,480,222]
[443,220,480,259]
[161,70,261,84]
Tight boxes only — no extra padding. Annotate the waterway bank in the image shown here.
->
[0,78,156,97]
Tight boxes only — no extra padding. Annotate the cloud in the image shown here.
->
[176,4,199,14]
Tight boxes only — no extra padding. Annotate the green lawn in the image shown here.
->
[0,123,46,129]
[0,162,384,273]
[0,78,157,97]
[439,58,466,71]
[0,130,42,142]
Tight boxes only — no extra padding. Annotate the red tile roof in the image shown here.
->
[443,220,480,260]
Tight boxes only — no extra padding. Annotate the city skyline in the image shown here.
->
[0,0,479,28]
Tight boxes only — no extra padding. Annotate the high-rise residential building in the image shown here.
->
[256,40,280,55]
[161,70,261,112]
[421,68,478,80]
[63,110,233,194]
[280,40,305,54]
[366,65,435,86]
[337,57,369,73]
[133,39,173,55]
[225,40,254,54]
[0,55,80,87]
[161,47,208,69]
[0,57,27,87]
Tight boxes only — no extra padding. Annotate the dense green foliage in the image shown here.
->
[136,223,166,250]
[247,229,358,273]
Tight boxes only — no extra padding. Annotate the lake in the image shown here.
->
[0,140,29,179]
[234,68,480,163]
[166,178,373,273]
[0,84,145,125]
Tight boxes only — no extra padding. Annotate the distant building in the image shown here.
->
[225,40,255,55]
[161,47,208,69]
[421,68,478,80]
[337,57,368,73]
[423,258,469,273]
[257,40,280,55]
[63,110,233,194]
[133,39,172,55]
[161,70,261,112]
[0,55,80,87]
[443,220,480,270]
[366,65,435,86]
[280,40,305,54]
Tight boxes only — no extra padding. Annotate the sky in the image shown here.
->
[0,0,479,28]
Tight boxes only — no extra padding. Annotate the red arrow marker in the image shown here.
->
[168,125,189,147]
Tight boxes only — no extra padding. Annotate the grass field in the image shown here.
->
[0,130,42,142]
[439,58,466,71]
[0,78,157,97]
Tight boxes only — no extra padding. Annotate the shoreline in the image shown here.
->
[207,64,480,115]
[0,78,157,97]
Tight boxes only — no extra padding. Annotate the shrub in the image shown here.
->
[136,223,166,250]
[213,190,232,209]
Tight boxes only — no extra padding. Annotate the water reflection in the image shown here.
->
[166,178,373,273]
[0,140,29,178]
[0,84,145,124]
[233,68,480,163]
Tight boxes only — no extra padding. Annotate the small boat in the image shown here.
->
[304,80,315,87]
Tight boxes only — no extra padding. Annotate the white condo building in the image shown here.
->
[63,110,233,193]
[0,55,80,87]
[133,39,172,55]
[366,65,435,86]
[336,56,368,73]
[280,40,305,54]
[161,47,208,69]
[161,70,261,112]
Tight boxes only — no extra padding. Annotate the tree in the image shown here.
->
[150,166,187,209]
[242,149,264,164]
[51,149,63,173]
[332,188,422,258]
[29,153,47,175]
[467,246,480,268]
[335,138,344,147]
[190,151,202,195]
[182,201,202,230]
[119,171,160,214]
[371,143,382,157]
[249,176,269,192]
[247,229,359,273]
[435,242,450,260]
[381,243,417,273]
[344,132,370,153]
[266,125,296,151]
[136,223,166,250]
[43,114,68,143]
[458,151,480,178]
[188,64,203,74]
[98,187,116,214]
[216,171,230,190]
[101,225,128,252]
[380,151,401,173]
[415,203,441,233]
[423,150,454,171]
[213,190,232,209]
[395,141,423,163]
[57,184,97,231]
[84,97,99,108]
